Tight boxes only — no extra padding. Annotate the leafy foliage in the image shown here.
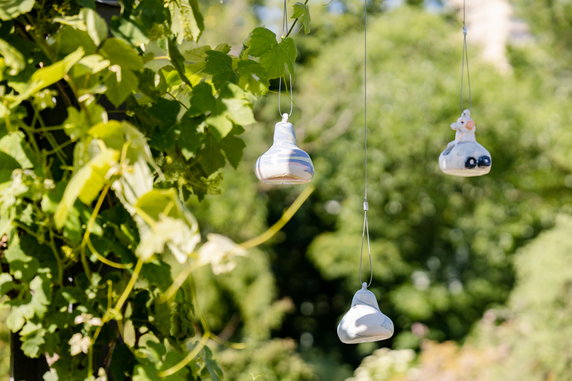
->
[0,0,310,379]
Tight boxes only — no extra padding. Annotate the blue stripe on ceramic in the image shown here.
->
[255,115,315,184]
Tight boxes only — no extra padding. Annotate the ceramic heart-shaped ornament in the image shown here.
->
[337,283,394,344]
[255,114,314,184]
[439,109,492,177]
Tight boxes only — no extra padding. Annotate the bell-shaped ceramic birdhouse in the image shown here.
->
[255,114,314,184]
[439,109,492,177]
[337,283,394,344]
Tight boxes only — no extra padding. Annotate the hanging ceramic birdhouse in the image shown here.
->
[438,109,491,177]
[255,114,314,184]
[337,283,394,344]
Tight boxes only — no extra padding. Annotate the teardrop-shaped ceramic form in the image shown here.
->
[439,109,491,177]
[337,283,394,344]
[255,114,314,184]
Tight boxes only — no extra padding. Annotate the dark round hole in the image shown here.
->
[465,157,477,169]
[478,156,491,167]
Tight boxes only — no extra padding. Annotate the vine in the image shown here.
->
[0,0,312,379]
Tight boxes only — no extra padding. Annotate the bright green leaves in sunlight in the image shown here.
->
[0,39,25,75]
[243,27,298,79]
[134,189,200,263]
[168,0,204,44]
[292,2,311,34]
[11,48,84,105]
[54,147,118,229]
[0,0,34,20]
[0,0,310,378]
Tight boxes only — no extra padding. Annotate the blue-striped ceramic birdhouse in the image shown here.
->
[337,283,394,344]
[439,109,491,177]
[255,114,314,184]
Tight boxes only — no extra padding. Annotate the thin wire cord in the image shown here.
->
[359,0,373,288]
[278,73,293,117]
[460,0,472,111]
[278,0,294,117]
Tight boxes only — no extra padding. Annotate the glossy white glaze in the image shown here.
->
[255,114,314,184]
[337,283,394,344]
[439,109,492,177]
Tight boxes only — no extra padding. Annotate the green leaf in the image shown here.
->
[62,101,107,140]
[0,131,36,168]
[0,0,34,20]
[4,235,39,281]
[54,147,119,229]
[134,189,200,263]
[73,54,110,77]
[0,38,25,75]
[237,59,269,95]
[0,151,20,183]
[220,134,245,169]
[20,322,46,358]
[54,26,97,56]
[179,116,203,160]
[16,48,84,102]
[7,274,51,332]
[244,27,277,57]
[100,38,143,71]
[198,131,225,175]
[168,0,204,44]
[206,108,233,139]
[188,82,216,116]
[167,38,193,88]
[113,18,149,46]
[105,66,138,107]
[292,2,311,34]
[204,50,237,90]
[260,37,297,79]
[220,84,255,126]
[81,8,107,46]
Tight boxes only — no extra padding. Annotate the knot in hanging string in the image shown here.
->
[459,0,472,111]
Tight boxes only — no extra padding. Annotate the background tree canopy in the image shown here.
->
[1,0,572,380]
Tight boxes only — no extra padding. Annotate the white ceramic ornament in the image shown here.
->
[255,113,314,184]
[439,109,491,177]
[337,282,394,344]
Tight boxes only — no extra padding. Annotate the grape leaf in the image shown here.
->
[54,147,119,229]
[220,84,255,126]
[188,82,216,116]
[81,8,107,46]
[221,134,245,169]
[199,131,226,175]
[168,38,193,88]
[15,48,84,102]
[0,0,34,21]
[204,50,237,90]
[168,0,204,44]
[100,38,143,71]
[259,37,297,79]
[244,27,277,57]
[292,2,311,34]
[0,38,25,75]
[105,66,138,107]
[237,59,269,95]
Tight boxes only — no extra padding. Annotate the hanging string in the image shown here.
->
[278,73,293,117]
[278,0,294,117]
[359,0,373,288]
[459,0,472,111]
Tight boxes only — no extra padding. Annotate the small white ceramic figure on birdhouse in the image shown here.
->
[337,283,394,344]
[255,114,314,184]
[439,109,491,177]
